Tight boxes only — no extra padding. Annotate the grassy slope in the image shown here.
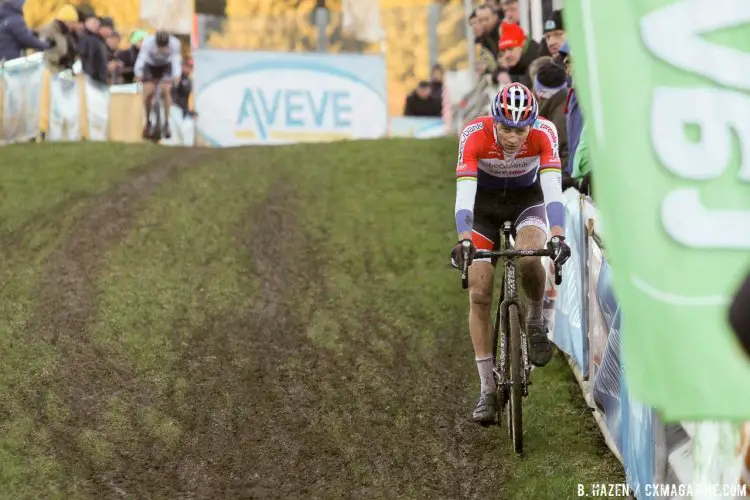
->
[0,140,625,499]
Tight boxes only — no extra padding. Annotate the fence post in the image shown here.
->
[314,7,330,52]
[428,3,440,72]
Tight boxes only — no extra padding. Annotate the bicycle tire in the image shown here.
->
[508,303,523,454]
[153,95,162,142]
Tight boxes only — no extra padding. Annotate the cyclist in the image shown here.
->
[451,82,571,423]
[134,29,182,139]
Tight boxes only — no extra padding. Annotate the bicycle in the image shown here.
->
[459,221,564,454]
[146,87,165,143]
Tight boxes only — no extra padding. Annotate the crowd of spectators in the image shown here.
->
[0,1,194,118]
[468,0,590,195]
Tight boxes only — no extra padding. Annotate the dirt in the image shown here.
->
[30,168,510,499]
[28,148,211,497]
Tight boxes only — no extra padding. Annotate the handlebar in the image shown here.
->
[460,248,563,289]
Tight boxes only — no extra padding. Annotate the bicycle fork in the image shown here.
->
[493,275,533,403]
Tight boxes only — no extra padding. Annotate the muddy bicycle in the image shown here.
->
[459,221,564,454]
[148,90,164,143]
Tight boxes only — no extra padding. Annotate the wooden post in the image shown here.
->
[76,73,88,139]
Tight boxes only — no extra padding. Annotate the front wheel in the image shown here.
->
[508,303,523,454]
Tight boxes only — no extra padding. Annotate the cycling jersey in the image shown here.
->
[134,35,182,80]
[454,116,565,240]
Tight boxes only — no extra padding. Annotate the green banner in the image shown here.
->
[564,1,750,420]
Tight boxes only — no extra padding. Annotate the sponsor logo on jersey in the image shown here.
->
[457,121,484,164]
[537,120,559,159]
[480,157,538,177]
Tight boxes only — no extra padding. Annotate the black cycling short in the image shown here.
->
[143,63,173,82]
[472,184,547,261]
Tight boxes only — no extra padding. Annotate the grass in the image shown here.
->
[0,139,625,498]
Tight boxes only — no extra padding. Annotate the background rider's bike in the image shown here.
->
[146,88,165,143]
[459,221,563,454]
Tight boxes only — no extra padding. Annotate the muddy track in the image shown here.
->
[28,147,211,496]
[0,149,178,255]
[114,180,508,498]
[33,165,510,498]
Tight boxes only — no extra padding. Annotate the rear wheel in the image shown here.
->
[150,94,162,142]
[508,303,523,454]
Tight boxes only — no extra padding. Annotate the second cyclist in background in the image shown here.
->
[134,29,182,139]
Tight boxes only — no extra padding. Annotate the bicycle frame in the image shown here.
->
[459,221,561,400]
[494,223,531,400]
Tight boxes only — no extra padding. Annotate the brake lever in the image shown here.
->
[461,247,469,290]
[554,261,562,286]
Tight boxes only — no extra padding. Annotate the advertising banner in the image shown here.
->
[48,75,80,141]
[84,79,110,141]
[553,192,587,372]
[194,50,388,147]
[389,117,446,139]
[1,55,44,143]
[564,0,750,420]
[140,0,193,34]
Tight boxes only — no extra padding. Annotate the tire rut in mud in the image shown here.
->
[32,167,509,498]
[142,181,508,498]
[28,148,210,496]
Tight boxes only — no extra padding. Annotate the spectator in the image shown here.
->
[471,10,495,77]
[404,81,441,117]
[0,0,49,61]
[106,31,123,83]
[495,22,538,88]
[98,16,114,39]
[475,3,502,59]
[528,55,553,85]
[430,63,444,102]
[469,10,483,40]
[172,57,195,118]
[77,11,108,85]
[534,62,569,169]
[38,4,80,74]
[561,42,584,177]
[500,0,519,24]
[105,30,120,58]
[543,10,566,58]
[116,30,147,84]
[572,123,591,196]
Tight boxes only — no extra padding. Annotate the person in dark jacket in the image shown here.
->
[560,42,583,177]
[534,62,569,169]
[105,31,123,83]
[475,3,502,60]
[115,30,147,84]
[542,9,567,58]
[495,22,539,88]
[429,63,443,102]
[171,57,194,118]
[38,4,79,73]
[76,11,108,85]
[0,0,49,61]
[404,81,441,117]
